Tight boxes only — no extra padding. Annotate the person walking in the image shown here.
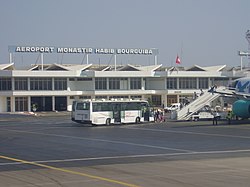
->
[200,89,204,96]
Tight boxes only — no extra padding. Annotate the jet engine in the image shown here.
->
[232,100,250,119]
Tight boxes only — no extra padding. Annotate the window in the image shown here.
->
[95,78,107,90]
[7,97,11,112]
[15,97,28,111]
[109,78,120,90]
[213,77,230,87]
[93,102,112,112]
[76,102,90,110]
[199,78,209,89]
[120,78,128,90]
[95,96,108,99]
[30,78,52,90]
[0,77,12,90]
[54,78,67,90]
[131,95,142,99]
[130,78,141,89]
[166,78,177,89]
[14,78,28,90]
[125,102,141,110]
[110,96,129,99]
[179,78,197,89]
[77,78,92,81]
[79,96,91,99]
[151,95,161,106]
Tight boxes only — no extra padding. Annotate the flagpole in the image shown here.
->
[180,42,183,65]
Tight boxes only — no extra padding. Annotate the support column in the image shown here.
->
[114,54,117,71]
[9,53,13,64]
[52,77,55,90]
[162,94,167,109]
[177,78,179,89]
[154,55,157,65]
[128,78,131,90]
[240,56,243,71]
[28,78,30,90]
[141,78,145,90]
[11,97,15,112]
[28,96,31,112]
[11,77,15,91]
[107,78,109,90]
[41,53,44,71]
[177,95,180,103]
[52,96,55,111]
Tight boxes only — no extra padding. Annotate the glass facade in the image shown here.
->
[30,78,52,90]
[54,78,67,90]
[109,78,120,90]
[15,78,28,90]
[198,78,209,89]
[95,96,108,99]
[0,77,12,90]
[179,78,197,89]
[79,96,91,99]
[95,78,107,90]
[213,77,230,87]
[130,78,141,89]
[15,97,28,111]
[0,68,236,112]
[166,78,177,89]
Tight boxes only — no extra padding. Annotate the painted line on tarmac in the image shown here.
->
[0,128,193,153]
[2,149,250,166]
[122,126,250,139]
[0,155,140,187]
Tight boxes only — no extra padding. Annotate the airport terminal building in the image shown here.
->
[0,62,248,113]
[0,46,248,112]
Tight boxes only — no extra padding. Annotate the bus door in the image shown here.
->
[71,101,76,120]
[113,103,121,123]
[142,104,150,121]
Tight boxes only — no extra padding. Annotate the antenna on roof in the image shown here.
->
[81,54,86,65]
[60,53,64,65]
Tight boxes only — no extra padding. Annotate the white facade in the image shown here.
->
[0,63,247,112]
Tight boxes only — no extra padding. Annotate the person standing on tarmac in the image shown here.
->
[226,110,233,124]
[213,111,220,125]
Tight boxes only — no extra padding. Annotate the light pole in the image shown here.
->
[238,51,250,71]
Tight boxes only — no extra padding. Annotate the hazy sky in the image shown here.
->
[1,0,250,68]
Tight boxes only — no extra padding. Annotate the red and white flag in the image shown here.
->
[176,55,181,64]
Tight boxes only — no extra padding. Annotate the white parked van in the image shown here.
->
[191,111,214,121]
[164,103,181,112]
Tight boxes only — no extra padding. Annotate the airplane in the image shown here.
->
[209,77,250,119]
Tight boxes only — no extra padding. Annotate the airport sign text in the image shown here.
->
[9,46,158,55]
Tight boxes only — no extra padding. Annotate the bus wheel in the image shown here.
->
[135,117,140,124]
[106,118,111,126]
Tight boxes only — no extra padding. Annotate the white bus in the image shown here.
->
[71,99,154,125]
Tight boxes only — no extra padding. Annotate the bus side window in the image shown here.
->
[76,103,89,110]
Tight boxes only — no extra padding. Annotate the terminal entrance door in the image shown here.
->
[151,95,162,107]
[31,96,52,111]
[55,96,67,111]
[167,95,178,105]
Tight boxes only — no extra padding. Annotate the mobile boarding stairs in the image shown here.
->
[175,86,231,121]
